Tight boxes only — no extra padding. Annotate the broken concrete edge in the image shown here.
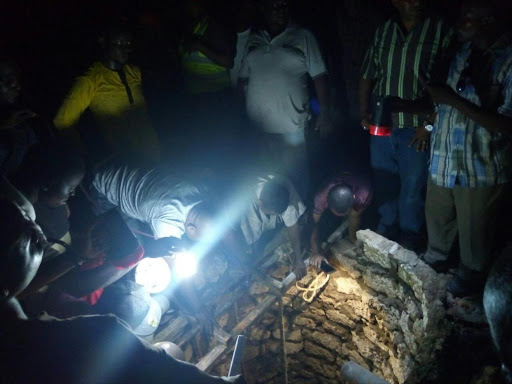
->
[356,230,446,303]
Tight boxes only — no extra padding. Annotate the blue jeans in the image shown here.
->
[370,128,429,242]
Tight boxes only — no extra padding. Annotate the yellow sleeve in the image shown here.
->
[53,72,97,130]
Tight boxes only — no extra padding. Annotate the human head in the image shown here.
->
[262,0,290,36]
[483,249,512,384]
[99,22,133,68]
[184,0,207,21]
[258,181,290,216]
[391,0,426,23]
[456,0,503,43]
[14,143,85,208]
[327,184,355,217]
[184,201,217,242]
[0,199,46,301]
[0,59,21,105]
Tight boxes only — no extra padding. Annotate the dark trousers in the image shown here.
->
[370,127,429,244]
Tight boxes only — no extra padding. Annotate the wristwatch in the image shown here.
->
[424,121,434,132]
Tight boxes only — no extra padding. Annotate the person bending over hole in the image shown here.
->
[310,172,373,269]
[483,248,512,384]
[90,160,221,335]
[239,175,307,278]
[0,198,244,384]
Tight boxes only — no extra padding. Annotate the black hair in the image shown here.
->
[260,181,290,214]
[100,20,133,42]
[13,141,85,192]
[483,248,512,382]
[327,184,355,215]
[192,200,219,222]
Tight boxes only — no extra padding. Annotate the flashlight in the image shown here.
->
[369,96,393,136]
[135,257,172,294]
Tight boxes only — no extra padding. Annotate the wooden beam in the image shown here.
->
[196,345,228,371]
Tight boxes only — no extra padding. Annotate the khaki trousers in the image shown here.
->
[425,178,505,272]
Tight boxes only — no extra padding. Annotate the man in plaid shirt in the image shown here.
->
[424,0,512,297]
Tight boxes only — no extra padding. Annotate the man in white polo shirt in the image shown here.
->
[238,0,331,199]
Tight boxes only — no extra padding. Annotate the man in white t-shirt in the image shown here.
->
[237,0,332,198]
[240,174,307,277]
[91,162,215,251]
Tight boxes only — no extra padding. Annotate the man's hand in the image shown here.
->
[360,113,371,130]
[426,84,461,107]
[315,112,334,138]
[294,261,307,279]
[310,254,328,269]
[144,237,182,258]
[408,125,431,152]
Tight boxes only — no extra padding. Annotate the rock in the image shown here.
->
[267,339,304,354]
[297,354,338,378]
[302,329,344,354]
[325,309,356,328]
[304,340,335,362]
[357,230,396,269]
[244,344,261,361]
[322,320,351,338]
[332,253,362,279]
[217,312,229,328]
[363,325,390,353]
[389,354,415,384]
[249,281,270,295]
[295,314,320,329]
[250,327,271,340]
[333,276,363,296]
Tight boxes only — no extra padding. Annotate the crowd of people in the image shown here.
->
[0,0,511,382]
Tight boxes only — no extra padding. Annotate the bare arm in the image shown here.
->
[51,262,136,298]
[192,21,235,69]
[19,253,77,298]
[310,213,322,255]
[313,74,333,137]
[348,209,363,243]
[427,84,512,138]
[359,78,374,128]
[310,213,329,269]
[287,222,305,278]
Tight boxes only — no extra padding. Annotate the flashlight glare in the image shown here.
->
[135,257,172,294]
[174,251,197,278]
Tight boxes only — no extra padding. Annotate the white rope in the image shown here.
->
[295,272,330,303]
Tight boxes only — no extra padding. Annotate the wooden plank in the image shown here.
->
[153,316,190,343]
[196,345,228,371]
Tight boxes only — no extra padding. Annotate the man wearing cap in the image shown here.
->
[310,171,373,268]
[359,0,454,250]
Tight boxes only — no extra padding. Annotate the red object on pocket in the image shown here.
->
[369,125,392,136]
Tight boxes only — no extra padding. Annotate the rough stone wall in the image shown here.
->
[212,230,449,384]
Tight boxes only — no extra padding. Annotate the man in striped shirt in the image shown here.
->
[359,0,453,250]
[424,0,512,297]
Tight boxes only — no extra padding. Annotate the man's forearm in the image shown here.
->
[196,39,234,69]
[314,74,330,113]
[286,223,302,264]
[359,78,373,117]
[310,226,321,254]
[348,210,362,243]
[453,97,512,138]
[52,262,135,297]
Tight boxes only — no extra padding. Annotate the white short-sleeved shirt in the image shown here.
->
[92,165,204,239]
[230,29,251,89]
[240,175,306,245]
[239,26,327,135]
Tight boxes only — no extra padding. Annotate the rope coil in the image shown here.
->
[295,272,330,303]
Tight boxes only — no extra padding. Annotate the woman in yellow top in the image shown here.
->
[54,24,160,163]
